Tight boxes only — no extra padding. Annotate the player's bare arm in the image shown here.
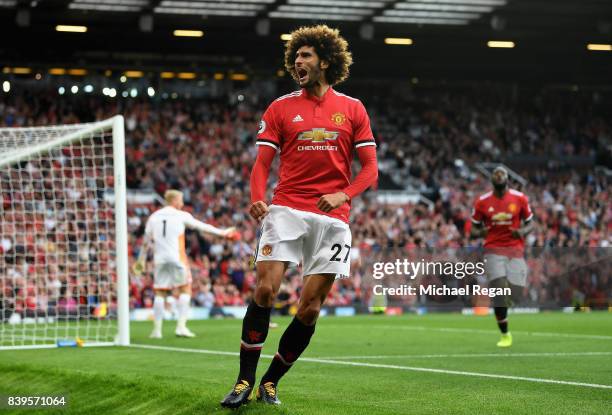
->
[511,219,535,239]
[470,222,488,239]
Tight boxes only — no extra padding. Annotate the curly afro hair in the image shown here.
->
[284,25,353,86]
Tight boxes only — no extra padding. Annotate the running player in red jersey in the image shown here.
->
[471,166,534,347]
[221,25,378,408]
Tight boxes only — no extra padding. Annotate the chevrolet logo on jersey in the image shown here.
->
[491,212,513,225]
[297,128,339,142]
[492,212,512,221]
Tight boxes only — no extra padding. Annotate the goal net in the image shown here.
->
[0,116,129,349]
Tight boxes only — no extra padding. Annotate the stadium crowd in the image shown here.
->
[1,82,610,318]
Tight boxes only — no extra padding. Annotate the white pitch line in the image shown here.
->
[129,344,612,390]
[331,325,612,341]
[313,351,612,360]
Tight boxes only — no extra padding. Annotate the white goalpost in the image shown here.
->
[0,115,129,349]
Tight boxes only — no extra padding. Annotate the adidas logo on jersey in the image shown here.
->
[292,114,304,122]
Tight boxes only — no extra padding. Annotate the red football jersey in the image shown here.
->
[256,87,376,223]
[471,189,533,251]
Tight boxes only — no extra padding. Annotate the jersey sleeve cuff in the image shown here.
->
[471,218,482,224]
[256,138,280,151]
[354,138,376,148]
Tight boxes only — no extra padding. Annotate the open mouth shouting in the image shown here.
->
[296,67,308,84]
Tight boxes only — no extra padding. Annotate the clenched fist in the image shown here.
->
[249,201,269,221]
[317,192,350,213]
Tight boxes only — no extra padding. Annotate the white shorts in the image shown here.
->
[484,254,527,287]
[154,262,192,290]
[255,205,352,279]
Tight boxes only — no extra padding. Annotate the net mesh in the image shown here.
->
[0,122,119,348]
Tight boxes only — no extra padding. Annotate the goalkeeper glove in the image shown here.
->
[132,260,145,276]
[224,227,242,241]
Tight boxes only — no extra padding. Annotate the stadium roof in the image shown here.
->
[1,0,611,82]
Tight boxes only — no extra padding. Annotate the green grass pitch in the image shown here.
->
[0,312,611,414]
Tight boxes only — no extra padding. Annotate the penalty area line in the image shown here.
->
[129,344,612,390]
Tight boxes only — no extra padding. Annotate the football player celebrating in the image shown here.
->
[221,25,378,408]
[471,166,534,347]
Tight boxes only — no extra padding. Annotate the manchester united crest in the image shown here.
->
[331,112,346,126]
[508,203,517,213]
[261,244,273,256]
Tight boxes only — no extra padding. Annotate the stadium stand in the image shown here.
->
[1,82,610,315]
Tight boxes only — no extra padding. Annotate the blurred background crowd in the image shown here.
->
[1,81,610,318]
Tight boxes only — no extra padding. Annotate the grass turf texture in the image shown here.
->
[0,312,610,415]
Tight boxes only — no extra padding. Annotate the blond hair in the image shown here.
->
[164,189,183,204]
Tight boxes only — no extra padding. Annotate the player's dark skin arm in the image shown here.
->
[510,219,535,239]
[471,219,534,240]
[470,222,488,239]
